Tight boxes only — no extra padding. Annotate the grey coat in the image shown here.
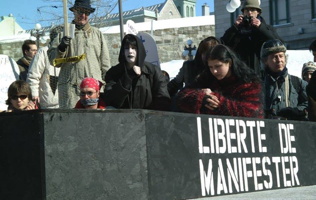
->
[48,23,111,108]
[264,69,308,120]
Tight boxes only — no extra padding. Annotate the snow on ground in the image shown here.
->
[286,50,314,78]
[161,50,314,80]
[161,60,184,79]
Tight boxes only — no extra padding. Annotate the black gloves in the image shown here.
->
[307,71,316,100]
[277,107,307,120]
[58,36,71,52]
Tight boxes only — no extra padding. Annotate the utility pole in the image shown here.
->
[118,0,124,41]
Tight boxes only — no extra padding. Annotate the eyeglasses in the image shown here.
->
[11,95,28,100]
[79,91,96,97]
[74,9,91,16]
[244,8,258,12]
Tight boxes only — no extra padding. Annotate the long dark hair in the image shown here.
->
[194,36,221,69]
[118,34,146,68]
[205,44,260,83]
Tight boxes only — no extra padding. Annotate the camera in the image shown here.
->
[242,16,253,26]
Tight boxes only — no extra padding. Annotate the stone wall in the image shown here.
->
[0,24,215,65]
[0,41,24,61]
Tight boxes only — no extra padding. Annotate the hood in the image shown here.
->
[118,34,146,68]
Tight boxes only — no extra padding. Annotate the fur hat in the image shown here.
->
[241,0,262,13]
[69,0,95,13]
[261,39,286,59]
[302,61,316,76]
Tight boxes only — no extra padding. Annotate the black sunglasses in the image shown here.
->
[11,95,28,100]
[75,9,91,16]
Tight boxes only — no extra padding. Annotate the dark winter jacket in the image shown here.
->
[221,16,281,75]
[16,56,32,81]
[263,68,308,120]
[306,70,316,121]
[175,72,264,118]
[104,34,170,110]
[167,60,196,97]
[167,36,220,97]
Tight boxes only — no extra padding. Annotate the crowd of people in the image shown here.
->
[2,0,316,122]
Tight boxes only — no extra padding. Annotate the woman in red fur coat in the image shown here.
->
[175,44,264,118]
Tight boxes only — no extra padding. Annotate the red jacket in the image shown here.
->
[176,76,264,118]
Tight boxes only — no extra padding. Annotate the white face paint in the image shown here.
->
[124,44,137,67]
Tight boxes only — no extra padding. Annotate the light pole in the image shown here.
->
[31,23,44,48]
[183,39,197,60]
[118,0,124,41]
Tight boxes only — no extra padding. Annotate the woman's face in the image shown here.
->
[124,44,137,67]
[208,59,232,80]
[10,93,30,110]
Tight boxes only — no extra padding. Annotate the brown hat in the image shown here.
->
[69,0,95,13]
[241,0,262,13]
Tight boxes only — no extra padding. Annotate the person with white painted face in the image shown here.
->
[103,34,170,110]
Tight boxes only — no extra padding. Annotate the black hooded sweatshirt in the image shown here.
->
[104,34,170,110]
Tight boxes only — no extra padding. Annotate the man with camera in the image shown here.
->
[221,0,281,76]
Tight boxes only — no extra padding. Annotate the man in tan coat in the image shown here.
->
[48,0,111,108]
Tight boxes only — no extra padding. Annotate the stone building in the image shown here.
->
[174,0,197,17]
[214,0,316,49]
[0,14,24,37]
[91,0,183,27]
[0,15,215,65]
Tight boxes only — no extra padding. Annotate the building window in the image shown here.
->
[190,7,194,17]
[312,0,316,19]
[177,6,181,15]
[186,6,189,17]
[269,0,290,25]
[169,11,173,16]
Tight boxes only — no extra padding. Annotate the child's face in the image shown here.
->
[10,93,30,110]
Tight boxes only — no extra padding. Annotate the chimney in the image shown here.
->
[202,3,210,16]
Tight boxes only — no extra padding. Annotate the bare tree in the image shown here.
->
[36,0,118,28]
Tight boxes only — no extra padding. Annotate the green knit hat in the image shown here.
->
[241,0,262,13]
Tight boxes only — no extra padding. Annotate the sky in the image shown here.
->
[0,0,214,30]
